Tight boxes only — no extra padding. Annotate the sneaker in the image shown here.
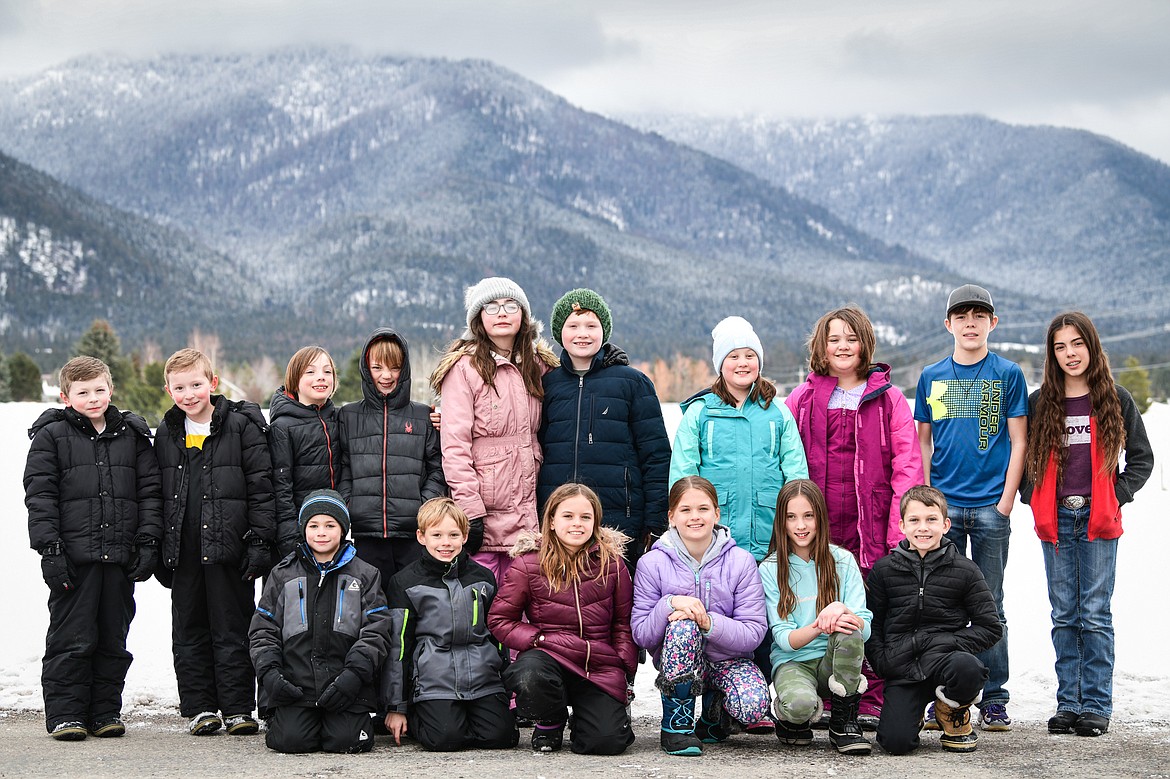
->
[923,702,939,731]
[1074,713,1109,737]
[979,703,1012,732]
[90,718,126,738]
[50,721,87,741]
[857,701,881,732]
[1047,710,1079,734]
[743,715,776,735]
[531,723,565,753]
[660,729,703,756]
[223,713,259,735]
[775,719,813,746]
[188,711,222,736]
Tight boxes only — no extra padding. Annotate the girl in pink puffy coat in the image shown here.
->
[430,277,558,584]
[785,305,924,726]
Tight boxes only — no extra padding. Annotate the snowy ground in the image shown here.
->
[2,400,1168,724]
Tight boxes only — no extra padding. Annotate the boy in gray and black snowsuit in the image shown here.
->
[250,489,390,754]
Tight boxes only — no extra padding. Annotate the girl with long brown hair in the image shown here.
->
[1021,312,1153,737]
[431,277,559,584]
[487,484,637,755]
[760,479,872,755]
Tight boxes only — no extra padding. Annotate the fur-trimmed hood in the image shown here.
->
[507,524,630,559]
[429,339,559,396]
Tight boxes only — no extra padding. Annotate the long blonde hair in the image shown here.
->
[539,483,616,592]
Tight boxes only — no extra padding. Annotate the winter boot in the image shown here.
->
[934,686,979,753]
[694,691,732,743]
[827,677,871,755]
[531,721,565,753]
[775,718,813,746]
[660,689,702,756]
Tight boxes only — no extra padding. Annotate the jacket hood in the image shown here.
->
[892,535,956,566]
[29,405,147,440]
[507,525,630,560]
[805,362,894,403]
[655,524,735,570]
[556,342,630,374]
[430,339,560,396]
[269,385,334,422]
[163,395,268,437]
[358,328,412,409]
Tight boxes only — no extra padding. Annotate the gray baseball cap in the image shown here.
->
[946,284,995,316]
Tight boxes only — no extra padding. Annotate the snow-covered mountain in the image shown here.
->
[0,48,968,364]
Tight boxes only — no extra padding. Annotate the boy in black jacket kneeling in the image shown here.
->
[381,497,518,751]
[866,485,1003,755]
[250,489,390,753]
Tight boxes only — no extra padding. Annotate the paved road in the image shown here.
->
[1,711,1167,778]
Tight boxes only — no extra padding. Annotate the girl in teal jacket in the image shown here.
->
[670,316,808,563]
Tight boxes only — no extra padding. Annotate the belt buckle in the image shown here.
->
[1062,495,1087,510]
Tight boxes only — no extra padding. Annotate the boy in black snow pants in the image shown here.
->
[24,356,163,740]
[381,497,517,751]
[155,348,276,736]
[866,486,1003,755]
[250,489,390,753]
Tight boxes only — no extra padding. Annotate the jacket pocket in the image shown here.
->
[282,577,309,640]
[334,575,361,638]
[753,489,780,549]
[473,449,510,513]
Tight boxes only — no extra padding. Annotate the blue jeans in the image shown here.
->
[1041,505,1117,718]
[945,503,1010,705]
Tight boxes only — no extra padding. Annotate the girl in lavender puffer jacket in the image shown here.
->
[632,475,770,757]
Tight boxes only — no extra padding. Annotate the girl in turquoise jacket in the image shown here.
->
[670,316,808,563]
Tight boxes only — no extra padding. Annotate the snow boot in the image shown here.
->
[934,686,979,753]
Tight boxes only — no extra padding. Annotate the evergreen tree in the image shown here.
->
[75,319,136,390]
[1118,356,1153,414]
[0,351,10,402]
[8,352,44,401]
[334,346,365,404]
[118,361,170,426]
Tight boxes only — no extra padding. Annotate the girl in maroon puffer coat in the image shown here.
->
[488,483,638,755]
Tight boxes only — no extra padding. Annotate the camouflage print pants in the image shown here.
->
[772,631,865,724]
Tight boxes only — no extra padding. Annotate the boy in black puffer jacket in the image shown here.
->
[338,329,446,593]
[380,497,517,751]
[24,356,163,741]
[866,485,1003,756]
[251,489,389,753]
[538,289,670,570]
[155,348,276,737]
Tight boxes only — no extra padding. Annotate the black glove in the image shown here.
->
[316,668,361,712]
[262,669,304,706]
[241,542,273,581]
[40,543,75,595]
[276,536,299,562]
[466,517,485,555]
[126,543,159,583]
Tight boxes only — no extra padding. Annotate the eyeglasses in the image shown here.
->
[483,300,521,315]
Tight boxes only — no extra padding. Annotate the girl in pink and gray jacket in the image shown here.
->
[785,306,923,725]
[430,277,559,583]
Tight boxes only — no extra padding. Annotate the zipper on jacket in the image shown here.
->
[769,420,777,459]
[705,420,715,459]
[337,584,345,624]
[624,468,631,517]
[318,410,337,488]
[381,402,389,537]
[298,580,306,626]
[588,395,595,445]
[573,375,584,479]
[471,588,480,626]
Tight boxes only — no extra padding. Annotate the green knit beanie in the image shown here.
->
[551,289,612,346]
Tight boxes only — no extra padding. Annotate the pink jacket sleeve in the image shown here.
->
[886,387,924,548]
[439,359,487,520]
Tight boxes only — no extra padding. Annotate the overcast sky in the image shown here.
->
[1,0,1168,162]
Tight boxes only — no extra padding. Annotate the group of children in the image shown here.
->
[24,278,1153,760]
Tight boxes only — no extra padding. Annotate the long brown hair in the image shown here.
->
[806,306,875,379]
[1025,311,1125,485]
[443,312,546,399]
[767,479,840,620]
[711,375,778,409]
[539,483,615,592]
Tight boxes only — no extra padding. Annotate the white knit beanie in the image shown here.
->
[463,277,533,338]
[711,316,763,372]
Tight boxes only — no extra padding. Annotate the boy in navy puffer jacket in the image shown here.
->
[250,490,389,753]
